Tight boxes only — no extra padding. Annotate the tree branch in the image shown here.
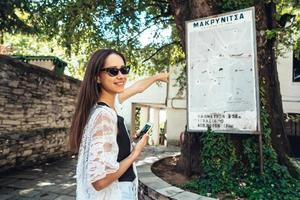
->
[151,0,169,4]
[142,41,180,63]
[120,18,170,43]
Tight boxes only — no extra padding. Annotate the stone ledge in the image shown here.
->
[137,154,216,200]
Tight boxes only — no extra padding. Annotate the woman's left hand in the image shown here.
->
[131,134,149,160]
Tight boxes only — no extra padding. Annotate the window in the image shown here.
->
[293,52,300,82]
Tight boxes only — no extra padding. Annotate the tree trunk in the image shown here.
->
[255,1,298,177]
[177,128,202,176]
[170,0,298,177]
[170,0,219,176]
[170,0,218,50]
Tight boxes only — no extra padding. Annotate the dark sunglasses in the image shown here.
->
[100,66,130,77]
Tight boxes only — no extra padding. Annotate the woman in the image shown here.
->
[69,49,169,200]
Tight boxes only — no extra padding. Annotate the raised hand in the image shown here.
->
[155,72,169,83]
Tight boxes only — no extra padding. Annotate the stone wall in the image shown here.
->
[0,55,81,171]
[0,128,69,172]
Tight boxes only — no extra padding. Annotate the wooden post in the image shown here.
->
[259,133,264,175]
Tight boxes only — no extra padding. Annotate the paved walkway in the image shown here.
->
[0,145,180,200]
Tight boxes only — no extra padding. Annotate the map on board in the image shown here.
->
[186,7,260,133]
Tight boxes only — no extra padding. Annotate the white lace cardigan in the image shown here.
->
[76,104,136,200]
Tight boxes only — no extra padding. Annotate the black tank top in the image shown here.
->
[97,102,136,182]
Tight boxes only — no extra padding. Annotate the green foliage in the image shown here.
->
[30,0,176,76]
[285,113,300,121]
[2,1,180,80]
[3,33,86,79]
[199,127,238,194]
[273,13,300,58]
[134,107,141,131]
[266,29,278,40]
[219,0,254,12]
[0,0,38,37]
[270,1,300,57]
[182,84,300,199]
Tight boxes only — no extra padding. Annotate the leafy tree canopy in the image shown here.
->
[29,0,184,77]
[1,0,299,78]
[0,0,39,43]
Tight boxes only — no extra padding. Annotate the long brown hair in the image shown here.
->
[69,49,126,153]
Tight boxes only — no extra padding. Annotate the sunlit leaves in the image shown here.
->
[25,0,174,79]
[0,0,37,36]
[3,33,87,80]
[219,0,254,12]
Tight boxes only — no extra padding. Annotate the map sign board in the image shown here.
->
[186,7,260,133]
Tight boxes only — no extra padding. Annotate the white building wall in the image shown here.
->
[277,51,300,113]
[149,108,160,145]
[139,107,149,130]
[165,108,186,143]
[118,79,167,129]
[165,66,187,144]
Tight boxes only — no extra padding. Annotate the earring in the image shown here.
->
[96,76,101,84]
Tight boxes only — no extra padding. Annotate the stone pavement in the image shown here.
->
[0,156,77,200]
[0,145,181,200]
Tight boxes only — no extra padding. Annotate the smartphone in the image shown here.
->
[136,122,153,139]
